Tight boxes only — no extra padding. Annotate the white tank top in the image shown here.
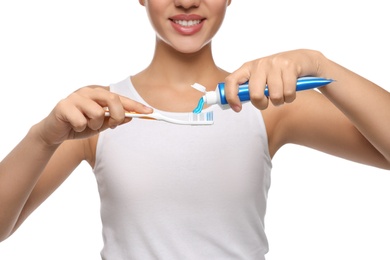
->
[94,77,272,260]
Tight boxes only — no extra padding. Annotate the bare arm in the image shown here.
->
[225,49,390,169]
[318,58,390,165]
[0,129,84,241]
[0,125,61,241]
[0,85,153,241]
[265,89,390,169]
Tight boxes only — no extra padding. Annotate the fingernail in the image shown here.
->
[232,105,242,112]
[144,106,153,112]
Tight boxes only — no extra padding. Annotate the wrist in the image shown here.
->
[311,50,331,78]
[29,122,61,152]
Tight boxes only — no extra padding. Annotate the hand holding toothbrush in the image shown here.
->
[36,86,153,146]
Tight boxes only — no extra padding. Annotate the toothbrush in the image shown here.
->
[104,111,214,125]
[192,76,334,114]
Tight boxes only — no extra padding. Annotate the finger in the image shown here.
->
[282,72,297,103]
[118,95,153,114]
[77,87,152,128]
[58,102,89,133]
[104,94,152,129]
[224,63,252,112]
[76,99,106,131]
[61,92,113,132]
[64,90,108,130]
[99,92,127,129]
[247,70,269,110]
[267,72,285,106]
[105,96,152,129]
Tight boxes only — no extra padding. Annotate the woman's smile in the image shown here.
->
[169,14,205,35]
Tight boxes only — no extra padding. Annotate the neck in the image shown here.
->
[130,39,230,112]
[139,39,227,90]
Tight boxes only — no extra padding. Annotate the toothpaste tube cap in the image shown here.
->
[204,91,219,105]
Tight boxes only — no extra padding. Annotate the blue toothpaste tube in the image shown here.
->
[192,76,333,113]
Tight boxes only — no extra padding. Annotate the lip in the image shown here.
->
[169,14,205,36]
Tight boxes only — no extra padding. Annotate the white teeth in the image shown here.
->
[174,20,201,27]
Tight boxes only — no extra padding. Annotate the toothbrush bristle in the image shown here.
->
[190,111,213,122]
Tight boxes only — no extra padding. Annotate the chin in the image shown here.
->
[171,40,210,54]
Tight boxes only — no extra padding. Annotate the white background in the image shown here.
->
[0,0,389,259]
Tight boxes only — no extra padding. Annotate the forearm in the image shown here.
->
[0,123,59,241]
[319,57,390,165]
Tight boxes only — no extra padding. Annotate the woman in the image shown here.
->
[1,0,389,259]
